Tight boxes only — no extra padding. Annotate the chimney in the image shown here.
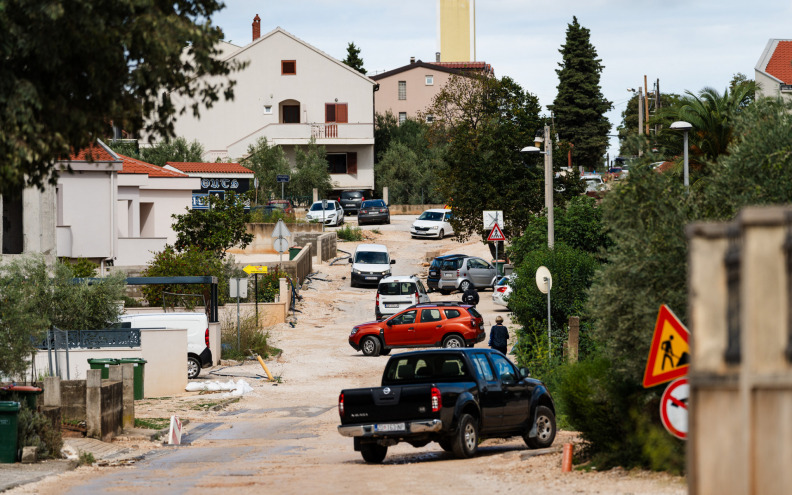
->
[252,14,261,41]
[410,56,415,64]
[436,52,441,62]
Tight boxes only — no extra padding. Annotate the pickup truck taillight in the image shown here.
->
[431,387,442,412]
[205,328,210,348]
[338,392,345,418]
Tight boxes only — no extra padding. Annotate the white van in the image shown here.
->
[375,275,430,320]
[349,243,395,287]
[118,312,212,379]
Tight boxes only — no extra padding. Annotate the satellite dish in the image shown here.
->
[535,266,552,294]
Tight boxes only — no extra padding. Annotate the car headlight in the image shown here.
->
[328,213,336,217]
[383,270,391,277]
[350,327,359,336]
[352,268,361,274]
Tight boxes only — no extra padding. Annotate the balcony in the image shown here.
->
[227,122,373,158]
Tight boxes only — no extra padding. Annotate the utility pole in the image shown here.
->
[638,88,644,157]
[644,75,650,135]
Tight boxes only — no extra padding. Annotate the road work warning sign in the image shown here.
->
[642,305,690,388]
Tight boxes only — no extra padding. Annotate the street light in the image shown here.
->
[521,124,554,249]
[670,121,693,191]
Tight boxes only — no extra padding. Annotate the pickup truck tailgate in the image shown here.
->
[340,384,436,425]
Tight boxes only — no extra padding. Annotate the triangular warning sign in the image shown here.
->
[643,305,690,388]
[487,224,506,242]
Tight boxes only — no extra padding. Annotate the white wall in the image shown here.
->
[58,170,115,259]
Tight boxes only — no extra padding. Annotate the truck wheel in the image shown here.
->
[361,336,381,356]
[524,405,557,449]
[443,335,465,348]
[188,356,201,379]
[360,442,388,463]
[451,413,479,458]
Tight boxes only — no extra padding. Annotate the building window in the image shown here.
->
[327,152,357,174]
[281,60,296,75]
[398,112,407,124]
[425,114,435,123]
[325,103,348,123]
[398,81,406,100]
[264,105,272,114]
[426,75,434,85]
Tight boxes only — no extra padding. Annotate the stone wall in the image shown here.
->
[60,380,86,421]
[100,381,123,442]
[231,222,323,255]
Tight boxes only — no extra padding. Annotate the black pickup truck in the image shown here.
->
[337,348,556,463]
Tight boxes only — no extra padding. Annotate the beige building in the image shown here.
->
[755,38,792,103]
[160,21,377,192]
[437,0,475,62]
[370,59,494,123]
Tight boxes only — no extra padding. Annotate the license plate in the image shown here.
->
[444,273,455,278]
[368,211,378,215]
[365,276,377,280]
[385,303,398,308]
[374,423,405,432]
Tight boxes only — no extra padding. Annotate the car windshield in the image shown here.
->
[341,191,363,199]
[355,251,389,264]
[362,200,385,208]
[383,354,470,383]
[269,202,288,209]
[441,258,463,270]
[310,202,335,211]
[379,281,416,296]
[418,211,444,221]
[496,277,510,286]
[467,307,482,319]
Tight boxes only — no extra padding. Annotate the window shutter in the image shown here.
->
[347,152,357,174]
[336,104,348,123]
[325,103,336,123]
[281,60,296,75]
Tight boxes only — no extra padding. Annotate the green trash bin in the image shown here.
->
[289,246,302,260]
[0,386,42,410]
[118,358,147,400]
[0,401,20,463]
[87,358,119,379]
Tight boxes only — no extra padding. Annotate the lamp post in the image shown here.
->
[670,121,692,192]
[521,125,554,249]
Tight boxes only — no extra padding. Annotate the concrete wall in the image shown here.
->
[140,328,187,397]
[0,184,57,262]
[100,381,123,441]
[61,380,87,421]
[293,231,337,264]
[58,169,116,259]
[389,204,446,215]
[232,222,322,255]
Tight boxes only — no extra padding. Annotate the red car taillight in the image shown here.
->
[470,318,476,328]
[339,392,345,418]
[456,269,460,277]
[431,387,442,412]
[497,287,508,293]
[376,292,380,307]
[205,328,210,348]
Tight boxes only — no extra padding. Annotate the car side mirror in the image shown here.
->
[386,320,393,327]
[520,368,531,378]
[390,260,396,264]
[348,259,353,264]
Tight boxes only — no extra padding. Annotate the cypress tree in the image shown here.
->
[342,42,367,74]
[549,17,612,169]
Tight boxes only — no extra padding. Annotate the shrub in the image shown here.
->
[60,257,98,278]
[15,397,62,460]
[336,224,363,242]
[220,314,279,360]
[251,268,282,303]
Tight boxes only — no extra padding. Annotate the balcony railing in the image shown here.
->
[311,123,338,138]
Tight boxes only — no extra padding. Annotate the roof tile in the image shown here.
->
[766,40,792,84]
[118,154,189,178]
[166,162,254,174]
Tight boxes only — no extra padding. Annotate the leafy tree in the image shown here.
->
[242,137,290,203]
[140,137,205,166]
[341,42,367,74]
[425,74,549,241]
[617,92,684,158]
[171,192,253,257]
[291,139,333,199]
[374,111,399,163]
[549,16,612,169]
[0,0,245,196]
[0,256,126,378]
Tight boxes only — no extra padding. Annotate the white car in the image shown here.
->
[305,200,344,226]
[581,174,605,193]
[492,274,515,308]
[375,275,430,320]
[410,208,453,239]
[349,243,395,288]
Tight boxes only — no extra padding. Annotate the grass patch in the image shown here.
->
[78,452,95,466]
[336,224,363,241]
[221,313,280,361]
[190,401,219,411]
[134,417,171,430]
[370,228,381,234]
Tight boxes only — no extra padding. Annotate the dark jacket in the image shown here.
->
[489,324,509,348]
[462,287,479,306]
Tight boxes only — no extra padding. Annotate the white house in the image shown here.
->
[162,20,377,192]
[56,140,199,269]
[755,39,792,103]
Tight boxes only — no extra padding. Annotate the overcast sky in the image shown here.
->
[212,0,791,163]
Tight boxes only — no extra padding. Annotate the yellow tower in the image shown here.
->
[437,0,474,62]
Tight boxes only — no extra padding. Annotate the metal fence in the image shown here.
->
[37,327,142,380]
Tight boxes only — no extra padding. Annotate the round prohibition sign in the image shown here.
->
[660,377,688,440]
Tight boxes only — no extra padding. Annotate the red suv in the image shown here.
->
[348,303,486,356]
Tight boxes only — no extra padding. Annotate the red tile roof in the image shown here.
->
[118,154,189,178]
[69,144,117,162]
[166,162,254,174]
[434,61,495,76]
[766,40,792,84]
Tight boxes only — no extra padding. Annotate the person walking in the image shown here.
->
[462,285,479,306]
[489,316,509,354]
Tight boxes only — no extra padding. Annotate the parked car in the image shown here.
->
[411,209,453,239]
[349,302,485,356]
[305,200,345,226]
[492,274,516,308]
[266,199,295,215]
[358,199,390,225]
[376,275,430,320]
[349,244,395,287]
[117,312,211,379]
[427,254,467,292]
[338,348,557,463]
[338,190,366,215]
[437,256,497,294]
[581,174,604,192]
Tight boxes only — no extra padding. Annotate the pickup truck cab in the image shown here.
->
[338,348,556,463]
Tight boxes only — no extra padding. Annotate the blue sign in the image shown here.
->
[276,174,290,183]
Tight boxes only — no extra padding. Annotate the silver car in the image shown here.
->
[437,256,497,294]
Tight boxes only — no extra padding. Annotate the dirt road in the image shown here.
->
[10,215,686,494]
